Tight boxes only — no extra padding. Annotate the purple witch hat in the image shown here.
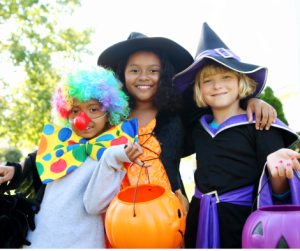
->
[173,22,268,97]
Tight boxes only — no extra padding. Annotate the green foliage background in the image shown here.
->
[259,86,289,125]
[0,0,94,149]
[260,86,300,157]
[0,147,23,163]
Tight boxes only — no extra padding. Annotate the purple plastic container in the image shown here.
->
[242,205,300,248]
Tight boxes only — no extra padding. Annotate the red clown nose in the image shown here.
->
[74,111,91,131]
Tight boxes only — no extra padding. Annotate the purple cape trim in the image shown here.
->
[194,186,253,248]
[200,114,298,142]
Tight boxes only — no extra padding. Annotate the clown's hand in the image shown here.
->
[0,165,14,184]
[124,141,151,168]
[267,148,300,179]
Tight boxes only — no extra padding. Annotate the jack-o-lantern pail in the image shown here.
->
[105,184,186,248]
[242,205,300,248]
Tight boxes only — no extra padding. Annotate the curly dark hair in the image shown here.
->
[116,48,182,111]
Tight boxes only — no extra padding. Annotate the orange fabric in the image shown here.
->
[102,213,113,248]
[121,119,171,191]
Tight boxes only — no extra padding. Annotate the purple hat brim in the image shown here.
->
[172,55,268,97]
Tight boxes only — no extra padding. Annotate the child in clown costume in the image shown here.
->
[0,67,149,249]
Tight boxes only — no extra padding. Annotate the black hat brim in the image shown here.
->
[173,55,268,97]
[97,37,194,74]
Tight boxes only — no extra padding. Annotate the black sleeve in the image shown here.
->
[176,98,210,131]
[3,151,42,199]
[0,151,43,248]
[156,112,186,194]
[182,125,196,158]
[255,126,285,172]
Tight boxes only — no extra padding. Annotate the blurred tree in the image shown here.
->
[0,147,23,163]
[259,86,289,125]
[0,0,94,148]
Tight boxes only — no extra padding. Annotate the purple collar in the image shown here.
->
[200,114,299,143]
[200,114,252,137]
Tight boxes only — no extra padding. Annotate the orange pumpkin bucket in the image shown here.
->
[105,184,186,248]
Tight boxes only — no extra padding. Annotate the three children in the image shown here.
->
[1,23,299,249]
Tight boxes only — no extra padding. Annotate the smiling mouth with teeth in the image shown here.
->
[137,86,152,89]
[212,92,227,96]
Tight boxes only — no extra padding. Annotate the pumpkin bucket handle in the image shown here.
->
[251,174,273,212]
[133,161,147,217]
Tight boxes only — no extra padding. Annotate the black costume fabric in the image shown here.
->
[153,110,186,194]
[183,119,286,248]
[0,157,43,248]
[1,152,42,199]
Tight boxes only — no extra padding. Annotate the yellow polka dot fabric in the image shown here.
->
[36,119,138,184]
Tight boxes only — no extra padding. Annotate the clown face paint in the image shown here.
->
[69,98,107,139]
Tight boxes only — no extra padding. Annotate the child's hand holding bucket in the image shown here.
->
[267,148,300,179]
[124,141,152,168]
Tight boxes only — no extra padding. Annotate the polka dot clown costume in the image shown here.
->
[36,121,138,184]
[22,67,139,249]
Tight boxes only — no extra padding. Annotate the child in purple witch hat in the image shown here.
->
[173,23,300,248]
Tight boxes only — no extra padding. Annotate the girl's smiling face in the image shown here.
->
[68,98,107,139]
[124,51,161,104]
[200,72,240,109]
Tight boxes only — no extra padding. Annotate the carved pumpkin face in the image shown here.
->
[105,184,186,248]
[242,205,300,248]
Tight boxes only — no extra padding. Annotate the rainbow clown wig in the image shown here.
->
[51,67,130,128]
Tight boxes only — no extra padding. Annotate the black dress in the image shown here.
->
[183,113,297,248]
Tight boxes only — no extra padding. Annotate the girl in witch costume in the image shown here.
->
[173,22,300,248]
[97,32,277,218]
[98,33,195,216]
[0,67,150,249]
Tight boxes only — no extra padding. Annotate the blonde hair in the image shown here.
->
[194,60,258,107]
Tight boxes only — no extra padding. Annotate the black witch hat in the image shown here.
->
[97,32,193,74]
[173,23,268,97]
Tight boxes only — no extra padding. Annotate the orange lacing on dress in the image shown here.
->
[121,119,171,191]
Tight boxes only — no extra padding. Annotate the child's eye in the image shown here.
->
[203,79,211,83]
[90,108,98,112]
[131,69,138,73]
[150,69,159,73]
[224,75,230,79]
[72,109,79,114]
